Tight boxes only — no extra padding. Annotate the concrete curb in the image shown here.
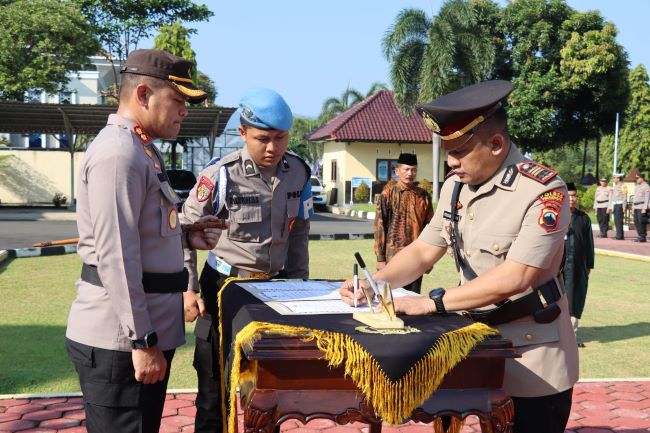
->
[308,233,373,241]
[595,247,650,263]
[327,206,375,220]
[8,244,77,258]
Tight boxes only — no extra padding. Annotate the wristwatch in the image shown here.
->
[428,288,447,314]
[131,331,158,349]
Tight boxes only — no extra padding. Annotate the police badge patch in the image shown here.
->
[196,175,214,202]
[539,206,559,232]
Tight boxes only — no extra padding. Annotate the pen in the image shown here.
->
[353,264,359,308]
[353,252,380,297]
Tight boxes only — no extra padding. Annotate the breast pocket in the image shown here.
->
[227,204,263,242]
[287,197,300,219]
[159,181,181,238]
[498,316,560,348]
[476,233,514,269]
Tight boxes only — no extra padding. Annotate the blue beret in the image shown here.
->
[239,87,293,131]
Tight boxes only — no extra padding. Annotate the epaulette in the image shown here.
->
[517,161,557,184]
[218,150,242,166]
[284,151,312,177]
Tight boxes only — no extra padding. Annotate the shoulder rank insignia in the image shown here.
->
[196,175,214,202]
[517,162,557,184]
[133,124,151,144]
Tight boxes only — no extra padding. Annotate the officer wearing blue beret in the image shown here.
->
[180,87,313,433]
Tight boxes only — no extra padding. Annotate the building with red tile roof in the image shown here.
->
[307,90,446,206]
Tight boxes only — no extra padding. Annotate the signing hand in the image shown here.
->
[339,278,372,306]
[132,346,167,384]
[183,290,205,322]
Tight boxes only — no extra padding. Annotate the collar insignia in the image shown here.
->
[501,164,518,187]
[133,124,151,143]
[244,159,255,175]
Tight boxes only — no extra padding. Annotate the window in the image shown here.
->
[59,91,73,104]
[376,159,399,182]
[330,159,337,182]
[25,89,43,104]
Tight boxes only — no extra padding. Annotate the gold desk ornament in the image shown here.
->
[353,280,404,329]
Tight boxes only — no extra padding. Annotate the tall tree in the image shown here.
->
[601,64,650,175]
[317,82,386,124]
[288,117,322,172]
[74,0,212,95]
[154,21,198,81]
[382,0,496,114]
[0,0,99,101]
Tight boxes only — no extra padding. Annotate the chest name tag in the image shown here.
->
[287,190,303,199]
[443,210,460,222]
[229,195,260,205]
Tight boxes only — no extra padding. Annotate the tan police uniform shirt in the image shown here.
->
[594,185,612,210]
[632,181,650,210]
[181,146,311,290]
[419,144,578,398]
[67,114,185,352]
[611,183,628,210]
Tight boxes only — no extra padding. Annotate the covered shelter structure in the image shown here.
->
[0,102,236,207]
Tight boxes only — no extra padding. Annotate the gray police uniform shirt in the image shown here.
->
[181,146,311,290]
[67,114,185,352]
[594,186,612,210]
[632,181,650,210]
[419,144,579,398]
[611,183,628,209]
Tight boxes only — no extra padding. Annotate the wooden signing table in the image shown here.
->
[237,332,518,433]
[219,281,520,433]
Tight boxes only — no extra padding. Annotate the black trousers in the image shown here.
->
[403,275,424,294]
[634,209,647,240]
[512,387,573,433]
[596,207,609,236]
[66,338,175,433]
[613,204,624,239]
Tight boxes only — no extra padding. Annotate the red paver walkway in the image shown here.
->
[593,228,650,257]
[1,381,649,433]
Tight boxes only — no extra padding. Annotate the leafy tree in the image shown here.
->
[0,0,100,101]
[74,0,212,93]
[196,71,218,106]
[317,83,386,124]
[382,0,496,114]
[288,117,322,172]
[154,21,198,81]
[601,64,650,175]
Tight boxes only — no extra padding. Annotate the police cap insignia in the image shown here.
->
[518,162,557,184]
[416,80,512,140]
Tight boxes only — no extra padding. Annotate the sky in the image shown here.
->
[158,0,649,118]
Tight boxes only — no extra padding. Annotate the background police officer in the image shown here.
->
[632,172,650,242]
[340,81,578,433]
[66,49,219,433]
[593,177,612,238]
[611,174,627,240]
[180,87,313,433]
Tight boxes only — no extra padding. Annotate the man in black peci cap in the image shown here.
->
[374,152,433,293]
[66,49,219,433]
[340,80,578,433]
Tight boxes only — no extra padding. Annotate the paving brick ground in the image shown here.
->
[1,381,649,433]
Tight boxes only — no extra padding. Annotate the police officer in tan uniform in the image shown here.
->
[66,49,220,433]
[180,87,313,433]
[593,177,612,238]
[611,174,628,240]
[632,172,650,242]
[340,81,578,433]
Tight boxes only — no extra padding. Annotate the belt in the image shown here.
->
[80,263,188,293]
[206,254,273,279]
[634,202,644,205]
[463,277,563,326]
[596,200,608,203]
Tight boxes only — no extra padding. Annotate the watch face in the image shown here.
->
[429,288,445,299]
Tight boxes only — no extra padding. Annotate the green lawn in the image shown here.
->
[0,242,648,394]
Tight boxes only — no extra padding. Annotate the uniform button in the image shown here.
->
[525,334,534,341]
[468,213,474,220]
[492,243,500,251]
[465,251,471,257]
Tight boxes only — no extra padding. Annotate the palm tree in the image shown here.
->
[382,0,496,114]
[318,82,388,124]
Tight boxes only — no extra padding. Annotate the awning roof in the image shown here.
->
[0,102,237,139]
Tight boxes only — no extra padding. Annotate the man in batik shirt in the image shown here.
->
[374,153,433,293]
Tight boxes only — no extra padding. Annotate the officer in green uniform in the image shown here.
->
[180,88,313,433]
[340,81,578,433]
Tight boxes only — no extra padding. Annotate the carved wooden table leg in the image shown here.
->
[478,394,514,433]
[244,405,277,433]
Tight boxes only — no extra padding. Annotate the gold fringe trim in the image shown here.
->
[224,318,497,432]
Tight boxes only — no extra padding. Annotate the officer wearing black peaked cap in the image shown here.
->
[341,80,578,433]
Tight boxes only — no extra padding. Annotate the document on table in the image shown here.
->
[236,280,419,315]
